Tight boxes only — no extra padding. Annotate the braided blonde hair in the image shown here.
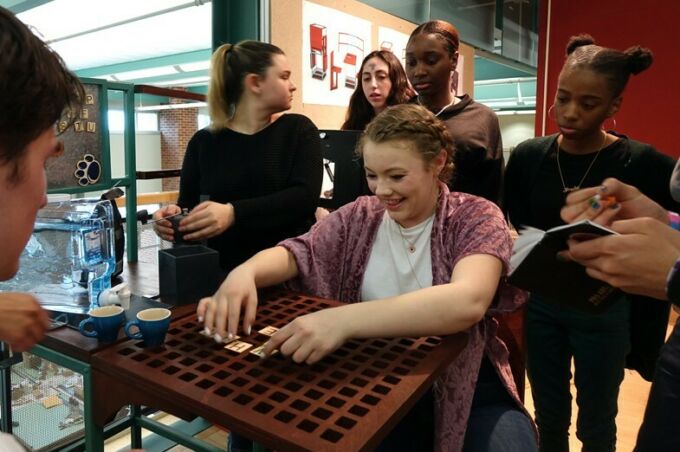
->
[357,104,454,183]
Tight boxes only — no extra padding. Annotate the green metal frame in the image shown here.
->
[29,345,103,452]
[48,77,139,262]
[75,49,212,79]
[109,80,139,262]
[27,345,220,452]
[212,0,261,48]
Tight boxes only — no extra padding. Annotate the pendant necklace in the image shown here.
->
[556,131,608,193]
[394,215,434,290]
[396,215,434,253]
[417,96,457,117]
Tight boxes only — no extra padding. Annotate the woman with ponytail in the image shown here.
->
[504,35,679,451]
[152,41,322,273]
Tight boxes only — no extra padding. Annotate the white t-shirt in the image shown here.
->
[361,212,434,300]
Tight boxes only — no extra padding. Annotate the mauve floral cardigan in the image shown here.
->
[279,183,530,451]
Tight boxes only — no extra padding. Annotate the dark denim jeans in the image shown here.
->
[227,432,252,452]
[526,295,631,452]
[462,357,538,452]
[635,315,680,451]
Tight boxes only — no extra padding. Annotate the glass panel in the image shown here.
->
[108,110,125,133]
[502,0,538,66]
[11,352,86,449]
[358,0,429,24]
[136,112,159,132]
[430,0,497,52]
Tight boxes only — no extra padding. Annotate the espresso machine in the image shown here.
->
[0,196,116,314]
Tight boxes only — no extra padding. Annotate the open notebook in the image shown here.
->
[509,220,622,313]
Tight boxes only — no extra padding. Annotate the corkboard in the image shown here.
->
[272,0,475,129]
[48,83,107,190]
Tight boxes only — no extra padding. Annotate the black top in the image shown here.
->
[505,134,679,230]
[667,266,680,308]
[178,114,322,271]
[408,95,504,206]
[438,95,504,207]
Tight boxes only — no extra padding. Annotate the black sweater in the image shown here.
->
[178,114,322,271]
[505,134,679,230]
[438,95,504,206]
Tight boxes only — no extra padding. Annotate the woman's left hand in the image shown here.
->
[180,201,235,240]
[263,307,351,365]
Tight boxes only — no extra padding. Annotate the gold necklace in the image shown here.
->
[417,96,457,117]
[556,131,608,193]
[396,215,434,253]
[394,216,434,290]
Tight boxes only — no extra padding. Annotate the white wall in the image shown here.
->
[109,132,163,193]
[499,113,535,163]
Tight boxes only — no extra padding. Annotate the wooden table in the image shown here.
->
[90,290,468,451]
[31,262,468,451]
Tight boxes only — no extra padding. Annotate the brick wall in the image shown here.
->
[159,104,198,191]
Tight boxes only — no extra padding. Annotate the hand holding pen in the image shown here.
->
[560,177,668,226]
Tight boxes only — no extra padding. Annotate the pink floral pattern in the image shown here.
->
[279,183,530,451]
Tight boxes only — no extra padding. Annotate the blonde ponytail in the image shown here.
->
[208,43,233,131]
[206,41,285,132]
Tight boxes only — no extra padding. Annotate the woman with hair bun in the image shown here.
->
[505,35,679,451]
[405,20,504,206]
[152,41,322,273]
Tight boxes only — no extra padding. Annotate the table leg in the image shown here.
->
[131,405,142,448]
[82,365,105,452]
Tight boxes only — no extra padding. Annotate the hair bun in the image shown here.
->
[624,46,653,75]
[566,34,595,55]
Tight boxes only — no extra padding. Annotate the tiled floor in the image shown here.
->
[103,414,227,451]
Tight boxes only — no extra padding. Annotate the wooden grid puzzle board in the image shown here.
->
[92,291,468,451]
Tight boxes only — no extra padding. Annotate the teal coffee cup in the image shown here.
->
[124,308,171,348]
[78,306,125,342]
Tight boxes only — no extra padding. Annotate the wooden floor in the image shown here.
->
[524,359,652,452]
[105,310,678,452]
[525,309,678,452]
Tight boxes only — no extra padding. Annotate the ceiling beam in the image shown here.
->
[46,1,211,44]
[6,0,53,14]
[75,49,211,78]
[125,69,208,86]
[475,48,537,75]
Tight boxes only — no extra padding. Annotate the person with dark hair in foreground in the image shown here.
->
[0,5,84,450]
[0,5,82,353]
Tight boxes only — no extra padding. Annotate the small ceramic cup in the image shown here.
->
[124,308,171,348]
[78,305,125,342]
